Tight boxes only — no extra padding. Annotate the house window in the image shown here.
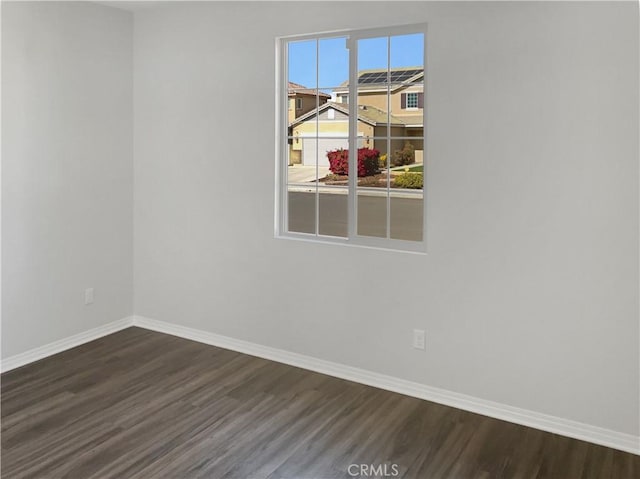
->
[295,98,303,110]
[278,24,426,253]
[406,92,418,109]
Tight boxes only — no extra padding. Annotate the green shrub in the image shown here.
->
[394,172,423,189]
[392,142,416,167]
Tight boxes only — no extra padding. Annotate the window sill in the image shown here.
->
[275,232,427,255]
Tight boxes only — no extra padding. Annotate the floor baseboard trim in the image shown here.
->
[132,315,639,456]
[1,316,135,373]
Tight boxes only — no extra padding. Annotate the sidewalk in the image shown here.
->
[286,184,422,199]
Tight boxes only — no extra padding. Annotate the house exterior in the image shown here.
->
[332,66,424,130]
[289,68,424,166]
[289,102,406,166]
[288,82,330,123]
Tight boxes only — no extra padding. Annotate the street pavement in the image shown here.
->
[287,190,423,242]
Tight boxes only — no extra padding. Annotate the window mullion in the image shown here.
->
[347,36,358,240]
[386,36,391,240]
[280,38,289,236]
[315,40,320,237]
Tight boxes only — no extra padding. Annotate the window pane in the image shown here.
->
[391,184,423,242]
[357,190,388,238]
[358,36,388,86]
[357,141,389,189]
[288,190,316,235]
[300,136,342,171]
[357,37,391,146]
[288,88,319,135]
[288,137,321,179]
[390,138,424,242]
[358,85,389,139]
[288,39,317,88]
[287,137,318,235]
[365,137,387,163]
[316,136,349,238]
[390,33,424,73]
[287,136,301,167]
[319,37,348,89]
[357,142,390,238]
[391,195,423,241]
[314,102,348,137]
[319,185,348,237]
[389,137,424,167]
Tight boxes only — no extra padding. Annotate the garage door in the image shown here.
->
[302,138,348,166]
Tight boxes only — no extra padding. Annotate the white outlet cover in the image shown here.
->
[85,288,94,305]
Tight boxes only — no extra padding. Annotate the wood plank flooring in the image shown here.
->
[2,327,638,478]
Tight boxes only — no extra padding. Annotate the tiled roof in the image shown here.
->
[290,101,405,127]
[399,114,424,127]
[351,103,405,126]
[288,82,331,98]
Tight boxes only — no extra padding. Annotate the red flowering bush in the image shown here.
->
[327,148,380,177]
[327,149,349,175]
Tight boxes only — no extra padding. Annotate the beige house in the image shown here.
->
[289,68,424,166]
[288,81,330,124]
[290,102,406,166]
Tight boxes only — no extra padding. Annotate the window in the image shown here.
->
[401,92,423,109]
[406,92,418,109]
[295,98,303,110]
[277,24,426,253]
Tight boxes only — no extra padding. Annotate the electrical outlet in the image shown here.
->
[413,329,425,350]
[85,288,94,305]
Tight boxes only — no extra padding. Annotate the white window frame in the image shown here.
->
[275,23,427,254]
[406,92,419,109]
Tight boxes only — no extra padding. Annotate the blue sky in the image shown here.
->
[288,33,423,89]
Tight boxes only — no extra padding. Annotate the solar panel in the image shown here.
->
[389,69,422,82]
[358,68,422,84]
[358,72,387,84]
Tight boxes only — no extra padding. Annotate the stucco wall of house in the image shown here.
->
[357,85,424,122]
[293,115,374,140]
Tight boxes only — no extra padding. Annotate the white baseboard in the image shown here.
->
[132,315,639,456]
[1,316,135,373]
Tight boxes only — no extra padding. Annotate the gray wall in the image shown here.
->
[133,2,639,436]
[2,1,134,357]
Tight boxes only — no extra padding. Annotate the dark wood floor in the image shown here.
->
[2,328,638,478]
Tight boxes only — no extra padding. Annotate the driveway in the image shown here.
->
[288,165,331,184]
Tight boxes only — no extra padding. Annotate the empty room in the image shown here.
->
[1,0,639,477]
